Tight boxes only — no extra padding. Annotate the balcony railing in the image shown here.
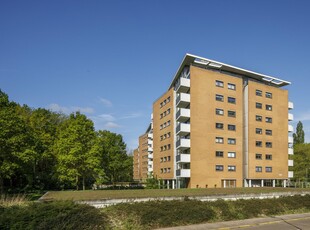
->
[176,108,190,122]
[176,139,190,150]
[176,169,190,177]
[176,154,190,163]
[288,159,294,167]
[288,171,294,178]
[176,93,190,108]
[288,101,294,110]
[175,78,190,93]
[176,123,190,136]
[288,148,294,155]
[288,124,294,132]
[288,136,293,144]
[288,113,294,121]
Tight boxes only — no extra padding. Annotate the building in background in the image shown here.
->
[134,54,293,188]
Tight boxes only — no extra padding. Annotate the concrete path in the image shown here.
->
[159,213,310,230]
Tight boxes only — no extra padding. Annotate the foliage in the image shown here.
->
[293,121,305,145]
[145,173,160,189]
[104,195,310,229]
[0,89,132,192]
[293,143,310,181]
[0,200,108,230]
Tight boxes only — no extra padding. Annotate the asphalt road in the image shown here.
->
[160,213,310,230]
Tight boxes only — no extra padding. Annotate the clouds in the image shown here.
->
[99,97,113,107]
[48,103,94,114]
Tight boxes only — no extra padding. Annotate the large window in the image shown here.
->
[256,102,262,109]
[216,108,224,115]
[256,115,262,122]
[216,137,224,144]
[228,165,236,171]
[266,117,273,123]
[216,94,224,102]
[228,110,236,117]
[256,90,262,96]
[216,80,224,87]
[266,154,272,160]
[266,92,272,98]
[256,128,262,134]
[216,123,224,129]
[255,153,262,160]
[256,166,262,172]
[266,129,272,135]
[256,141,262,147]
[216,151,224,157]
[228,138,236,145]
[228,83,236,90]
[266,142,272,148]
[265,167,272,172]
[228,97,236,104]
[266,104,272,111]
[215,165,224,171]
[228,124,236,131]
[228,152,236,158]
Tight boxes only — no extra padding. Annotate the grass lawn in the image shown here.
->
[42,187,310,201]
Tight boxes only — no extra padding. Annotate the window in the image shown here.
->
[167,132,171,138]
[160,102,163,108]
[228,97,236,104]
[160,113,163,119]
[167,156,171,161]
[167,168,171,173]
[228,110,236,117]
[256,90,262,96]
[228,152,236,158]
[216,80,224,87]
[167,96,170,103]
[216,165,224,171]
[256,102,262,109]
[266,117,272,123]
[266,104,272,111]
[160,135,163,141]
[256,141,262,147]
[256,128,262,134]
[228,165,236,171]
[256,115,262,122]
[266,154,272,160]
[266,142,272,148]
[256,154,262,160]
[167,120,171,126]
[160,168,163,173]
[164,168,167,173]
[216,108,224,115]
[216,94,224,102]
[216,151,224,157]
[216,123,224,129]
[163,157,167,162]
[167,108,171,114]
[266,129,272,135]
[228,124,236,131]
[256,166,262,172]
[266,167,272,172]
[216,137,224,144]
[160,158,163,162]
[160,146,163,151]
[266,92,272,98]
[228,83,236,90]
[228,138,236,145]
[160,125,163,130]
[167,144,171,150]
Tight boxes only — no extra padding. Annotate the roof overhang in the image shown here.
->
[169,54,291,89]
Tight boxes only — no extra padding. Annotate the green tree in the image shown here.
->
[293,121,305,145]
[54,112,100,190]
[293,143,310,181]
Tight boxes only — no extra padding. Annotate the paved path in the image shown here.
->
[159,213,310,230]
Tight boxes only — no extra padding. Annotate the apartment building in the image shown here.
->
[133,120,154,181]
[134,54,293,188]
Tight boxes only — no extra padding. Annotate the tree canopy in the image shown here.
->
[293,121,305,145]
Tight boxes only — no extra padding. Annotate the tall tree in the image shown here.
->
[292,143,310,181]
[293,121,305,145]
[54,112,100,190]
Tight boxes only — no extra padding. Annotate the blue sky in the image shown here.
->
[1,0,310,150]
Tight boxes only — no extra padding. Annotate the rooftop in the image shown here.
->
[169,54,291,88]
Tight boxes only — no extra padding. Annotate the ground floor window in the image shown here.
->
[221,179,236,188]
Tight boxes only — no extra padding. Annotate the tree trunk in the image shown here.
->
[76,175,79,190]
[82,176,85,191]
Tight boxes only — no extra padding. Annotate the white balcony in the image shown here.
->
[288,113,294,121]
[176,154,190,163]
[176,93,190,108]
[288,101,294,110]
[148,133,153,139]
[288,159,294,167]
[148,166,153,172]
[176,169,190,178]
[176,108,190,122]
[176,138,190,150]
[288,171,294,178]
[148,147,153,152]
[176,78,190,93]
[176,123,190,136]
[288,124,294,132]
[288,148,294,155]
[148,153,153,159]
[288,136,293,144]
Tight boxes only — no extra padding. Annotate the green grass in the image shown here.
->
[42,187,310,201]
